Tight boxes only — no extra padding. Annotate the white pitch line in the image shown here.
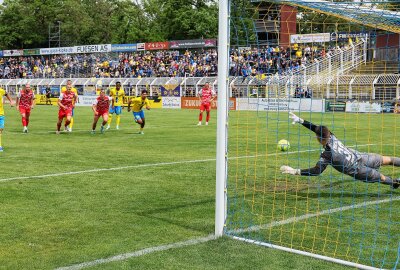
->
[0,159,214,183]
[0,144,375,183]
[54,196,400,270]
[230,196,400,234]
[55,234,216,270]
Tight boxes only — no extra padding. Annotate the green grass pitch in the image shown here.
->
[0,105,394,269]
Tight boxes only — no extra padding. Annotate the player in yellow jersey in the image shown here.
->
[106,81,125,130]
[0,87,15,152]
[127,89,150,135]
[61,79,79,132]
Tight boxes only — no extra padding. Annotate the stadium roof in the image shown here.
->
[253,0,400,33]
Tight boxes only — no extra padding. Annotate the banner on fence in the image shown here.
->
[75,95,97,106]
[111,44,137,52]
[137,43,145,51]
[75,44,112,53]
[236,98,325,112]
[162,97,181,109]
[290,33,330,44]
[3,49,24,56]
[345,100,382,113]
[35,95,59,105]
[181,97,236,110]
[161,85,180,97]
[23,49,41,56]
[325,100,346,112]
[169,39,217,49]
[40,47,76,55]
[330,32,368,42]
[145,42,169,51]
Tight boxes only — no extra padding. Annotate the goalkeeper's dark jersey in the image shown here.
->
[299,122,361,177]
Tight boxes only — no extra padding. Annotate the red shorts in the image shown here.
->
[97,111,108,118]
[58,109,73,119]
[200,103,211,112]
[19,107,31,115]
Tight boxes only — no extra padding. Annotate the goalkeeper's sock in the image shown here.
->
[390,157,400,167]
[116,115,121,127]
[381,176,398,188]
[70,117,74,129]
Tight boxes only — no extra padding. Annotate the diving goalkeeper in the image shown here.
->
[280,112,400,189]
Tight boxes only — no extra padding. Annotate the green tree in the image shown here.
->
[0,0,219,49]
[146,0,218,41]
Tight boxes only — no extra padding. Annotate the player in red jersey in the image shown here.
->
[91,88,113,134]
[56,84,77,134]
[197,82,216,126]
[16,83,35,133]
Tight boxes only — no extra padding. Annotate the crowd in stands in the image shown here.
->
[0,43,351,79]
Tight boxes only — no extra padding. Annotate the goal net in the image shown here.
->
[221,1,400,269]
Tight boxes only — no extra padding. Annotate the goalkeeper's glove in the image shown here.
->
[280,165,300,175]
[289,112,304,125]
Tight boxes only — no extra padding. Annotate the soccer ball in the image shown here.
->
[277,139,290,151]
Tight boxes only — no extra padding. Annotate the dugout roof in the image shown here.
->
[254,0,400,33]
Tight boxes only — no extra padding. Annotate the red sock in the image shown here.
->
[199,113,203,121]
[206,112,210,122]
[22,117,27,126]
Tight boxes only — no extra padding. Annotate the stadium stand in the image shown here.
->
[0,42,352,79]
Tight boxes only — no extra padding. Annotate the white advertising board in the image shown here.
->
[74,44,112,53]
[75,95,98,107]
[345,101,382,113]
[40,47,76,55]
[236,98,325,112]
[162,97,181,109]
[290,33,330,44]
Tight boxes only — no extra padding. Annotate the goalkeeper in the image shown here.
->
[280,112,400,189]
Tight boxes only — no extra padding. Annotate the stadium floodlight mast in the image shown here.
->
[215,0,229,237]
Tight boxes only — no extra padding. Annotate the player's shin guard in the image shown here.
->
[116,115,121,127]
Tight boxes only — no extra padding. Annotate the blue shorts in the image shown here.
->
[133,111,144,122]
[0,116,4,129]
[109,106,122,115]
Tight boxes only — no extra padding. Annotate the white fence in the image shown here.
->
[2,73,400,101]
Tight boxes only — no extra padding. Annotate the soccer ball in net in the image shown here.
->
[277,139,290,152]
